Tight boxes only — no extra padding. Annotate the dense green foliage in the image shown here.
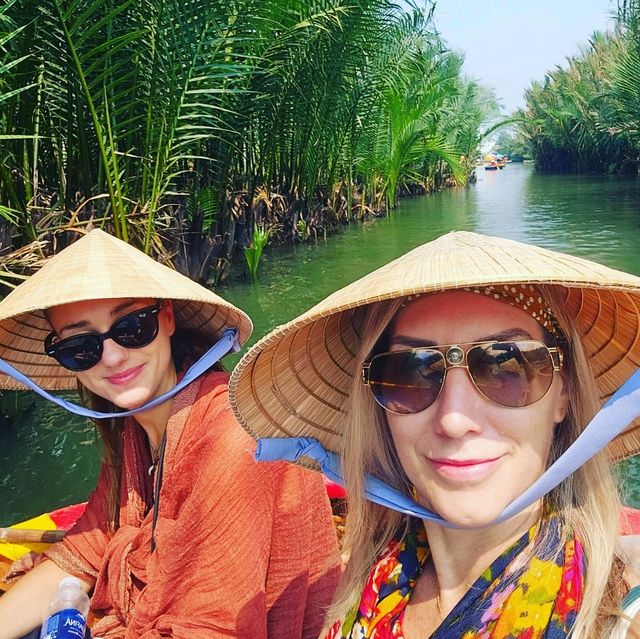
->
[0,0,496,281]
[519,2,640,174]
[493,130,531,161]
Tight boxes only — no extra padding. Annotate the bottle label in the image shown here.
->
[40,608,87,639]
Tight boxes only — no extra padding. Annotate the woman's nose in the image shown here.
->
[100,338,128,367]
[431,367,484,438]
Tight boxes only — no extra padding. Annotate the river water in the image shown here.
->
[2,163,640,524]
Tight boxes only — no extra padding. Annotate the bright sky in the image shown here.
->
[430,0,617,113]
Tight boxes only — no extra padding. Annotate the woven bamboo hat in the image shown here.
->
[229,231,640,462]
[0,229,252,391]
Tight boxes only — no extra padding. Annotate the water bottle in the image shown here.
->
[40,576,90,639]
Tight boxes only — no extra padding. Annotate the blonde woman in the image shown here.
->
[229,231,640,638]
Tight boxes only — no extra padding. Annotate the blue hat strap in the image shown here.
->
[255,436,449,524]
[255,367,640,529]
[0,328,240,419]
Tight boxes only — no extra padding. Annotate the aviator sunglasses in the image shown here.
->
[44,301,165,372]
[362,339,563,414]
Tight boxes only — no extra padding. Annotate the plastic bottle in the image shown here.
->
[40,577,90,639]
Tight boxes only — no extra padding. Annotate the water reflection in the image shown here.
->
[0,392,99,523]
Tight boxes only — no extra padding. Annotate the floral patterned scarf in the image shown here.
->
[326,518,584,639]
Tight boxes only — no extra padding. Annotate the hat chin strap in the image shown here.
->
[0,328,240,419]
[255,367,640,529]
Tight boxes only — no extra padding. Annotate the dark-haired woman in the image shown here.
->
[0,230,340,639]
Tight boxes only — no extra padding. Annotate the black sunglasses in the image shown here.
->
[44,301,164,372]
[362,339,563,414]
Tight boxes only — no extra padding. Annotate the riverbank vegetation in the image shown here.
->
[0,0,497,282]
[519,1,640,174]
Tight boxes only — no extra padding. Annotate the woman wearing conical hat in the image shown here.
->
[229,231,640,638]
[0,230,340,639]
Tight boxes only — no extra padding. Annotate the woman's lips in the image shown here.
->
[106,365,144,385]
[428,456,502,481]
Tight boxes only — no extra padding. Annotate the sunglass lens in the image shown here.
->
[467,341,554,408]
[111,307,159,348]
[368,349,445,414]
[52,335,103,372]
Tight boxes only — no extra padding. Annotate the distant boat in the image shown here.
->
[484,154,499,171]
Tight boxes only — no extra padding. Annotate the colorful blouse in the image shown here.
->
[326,518,584,639]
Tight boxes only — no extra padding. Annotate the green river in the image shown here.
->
[2,163,640,524]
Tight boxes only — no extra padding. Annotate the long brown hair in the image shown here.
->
[79,387,124,532]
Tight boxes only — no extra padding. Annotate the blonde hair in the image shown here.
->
[328,286,629,638]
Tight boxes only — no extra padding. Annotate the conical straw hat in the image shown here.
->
[0,229,252,390]
[229,231,640,462]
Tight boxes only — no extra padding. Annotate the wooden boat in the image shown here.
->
[484,153,499,170]
[0,502,86,590]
